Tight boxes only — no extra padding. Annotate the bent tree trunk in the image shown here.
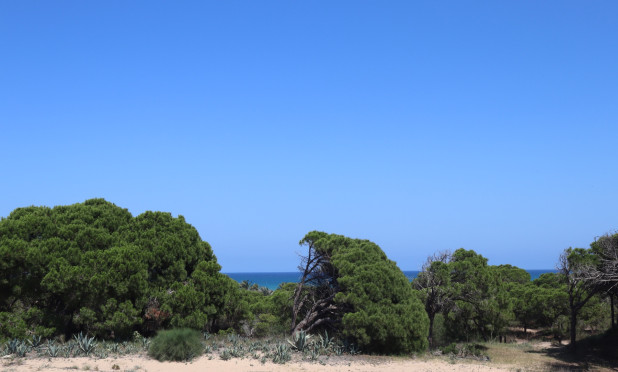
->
[291,233,340,334]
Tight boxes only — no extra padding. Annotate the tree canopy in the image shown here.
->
[0,199,242,339]
[291,231,429,353]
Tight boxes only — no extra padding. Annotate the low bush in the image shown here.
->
[441,342,488,359]
[148,328,203,361]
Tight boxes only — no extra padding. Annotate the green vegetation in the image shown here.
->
[0,199,244,340]
[411,239,617,363]
[148,328,203,361]
[1,199,617,366]
[291,231,429,354]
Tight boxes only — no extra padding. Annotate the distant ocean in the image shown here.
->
[225,269,558,290]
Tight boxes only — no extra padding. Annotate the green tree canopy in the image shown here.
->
[445,249,513,342]
[0,199,241,339]
[292,231,429,353]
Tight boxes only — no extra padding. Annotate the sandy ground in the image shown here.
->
[1,354,509,372]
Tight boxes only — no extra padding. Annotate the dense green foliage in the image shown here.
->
[448,251,516,341]
[413,247,614,349]
[1,198,616,358]
[148,328,203,361]
[244,282,295,337]
[293,231,429,354]
[0,199,244,340]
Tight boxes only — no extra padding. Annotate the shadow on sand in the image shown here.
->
[525,329,618,371]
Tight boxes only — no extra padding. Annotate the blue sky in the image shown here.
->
[1,1,617,272]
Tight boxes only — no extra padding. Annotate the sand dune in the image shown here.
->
[2,354,510,372]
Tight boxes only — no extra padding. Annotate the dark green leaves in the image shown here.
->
[0,199,233,339]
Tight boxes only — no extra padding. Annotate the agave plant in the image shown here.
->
[318,330,333,350]
[334,345,344,356]
[6,339,21,355]
[220,349,232,360]
[107,342,120,354]
[287,330,311,352]
[47,341,60,358]
[140,337,150,349]
[28,335,43,348]
[229,346,243,358]
[73,332,97,356]
[272,344,291,364]
[347,343,360,355]
[309,348,320,361]
[15,342,30,357]
[62,342,75,358]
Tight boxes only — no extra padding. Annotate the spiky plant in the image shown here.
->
[107,342,120,354]
[287,330,311,352]
[220,349,232,360]
[6,339,21,355]
[141,337,150,350]
[47,343,60,357]
[310,348,320,361]
[272,344,291,364]
[15,342,30,357]
[73,332,97,356]
[28,335,43,348]
[347,343,360,355]
[318,330,333,350]
[334,345,344,356]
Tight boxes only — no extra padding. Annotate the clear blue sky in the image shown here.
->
[1,1,617,272]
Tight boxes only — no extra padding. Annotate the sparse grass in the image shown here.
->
[484,342,547,367]
[479,341,613,371]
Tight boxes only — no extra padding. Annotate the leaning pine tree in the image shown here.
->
[291,231,429,354]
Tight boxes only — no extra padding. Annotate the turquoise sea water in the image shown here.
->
[225,269,557,290]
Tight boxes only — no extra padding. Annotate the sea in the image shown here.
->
[224,269,558,290]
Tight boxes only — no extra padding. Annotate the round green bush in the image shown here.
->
[148,328,203,361]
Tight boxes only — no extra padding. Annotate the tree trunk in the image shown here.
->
[428,313,435,348]
[569,310,577,351]
[611,293,615,329]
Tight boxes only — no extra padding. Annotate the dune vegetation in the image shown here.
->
[1,199,617,369]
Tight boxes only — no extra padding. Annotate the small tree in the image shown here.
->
[590,233,618,328]
[445,249,512,342]
[412,251,451,347]
[557,247,598,350]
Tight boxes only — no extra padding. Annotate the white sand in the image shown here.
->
[1,354,510,372]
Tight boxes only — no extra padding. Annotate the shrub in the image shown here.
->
[440,342,487,358]
[148,328,203,361]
